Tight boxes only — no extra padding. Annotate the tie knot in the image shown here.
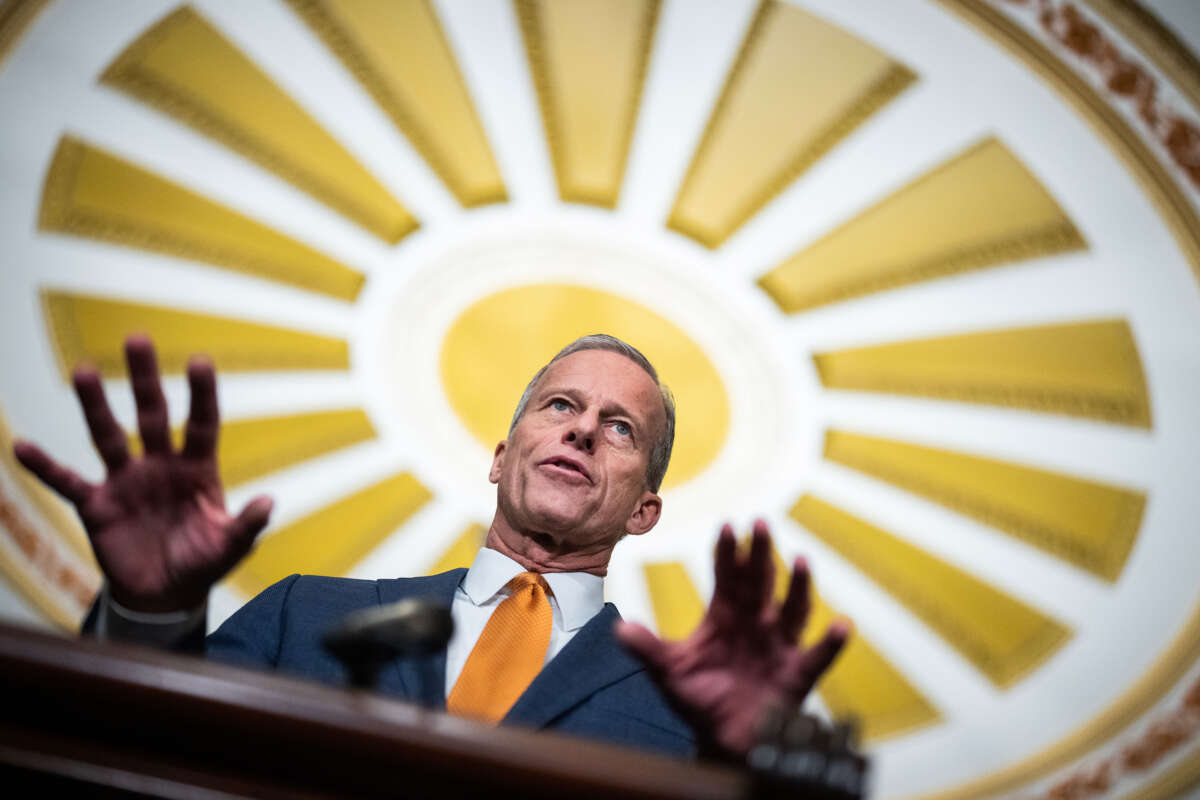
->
[508,571,548,595]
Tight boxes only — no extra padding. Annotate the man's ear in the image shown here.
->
[625,491,662,536]
[489,441,507,484]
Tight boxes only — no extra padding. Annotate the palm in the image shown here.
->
[14,337,271,613]
[79,454,232,609]
[617,522,848,758]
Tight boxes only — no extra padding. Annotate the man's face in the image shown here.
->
[489,349,665,560]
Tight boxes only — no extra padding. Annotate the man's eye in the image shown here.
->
[613,422,631,436]
[551,400,569,412]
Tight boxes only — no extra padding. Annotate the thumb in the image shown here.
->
[221,495,273,562]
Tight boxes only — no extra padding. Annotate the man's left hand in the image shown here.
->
[616,519,850,759]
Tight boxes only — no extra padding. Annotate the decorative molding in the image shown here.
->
[938,0,1200,292]
[39,137,365,301]
[101,5,417,244]
[1035,670,1200,799]
[284,0,507,208]
[1087,0,1200,115]
[0,479,99,632]
[791,495,1072,689]
[824,429,1144,582]
[920,584,1200,800]
[813,319,1153,429]
[758,137,1086,314]
[41,291,350,381]
[514,0,661,207]
[996,0,1200,192]
[667,0,916,248]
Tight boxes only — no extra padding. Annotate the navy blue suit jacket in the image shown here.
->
[205,570,696,757]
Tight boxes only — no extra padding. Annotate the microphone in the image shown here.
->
[322,599,454,689]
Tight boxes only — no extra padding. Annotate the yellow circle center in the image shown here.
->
[440,284,729,489]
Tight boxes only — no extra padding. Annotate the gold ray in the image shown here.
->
[824,430,1144,582]
[100,5,416,243]
[813,319,1152,428]
[127,409,377,489]
[758,137,1085,312]
[285,0,506,207]
[0,0,50,67]
[228,472,432,598]
[768,549,941,741]
[516,0,660,206]
[807,592,942,741]
[42,291,349,380]
[791,495,1071,688]
[667,0,916,248]
[40,138,365,301]
[911,4,1200,796]
[218,409,376,487]
[428,522,485,574]
[642,561,705,640]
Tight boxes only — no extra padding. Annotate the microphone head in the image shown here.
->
[322,599,454,666]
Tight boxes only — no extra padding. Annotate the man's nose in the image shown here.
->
[564,412,599,452]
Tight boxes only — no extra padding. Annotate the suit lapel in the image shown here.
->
[375,569,466,711]
[503,604,644,728]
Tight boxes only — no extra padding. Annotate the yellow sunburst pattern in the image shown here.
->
[100,4,417,242]
[814,319,1152,427]
[285,0,507,207]
[516,0,660,206]
[757,137,1085,313]
[40,138,365,300]
[3,1,1199,797]
[668,0,916,247]
[42,291,350,379]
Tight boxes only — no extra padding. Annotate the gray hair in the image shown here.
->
[507,334,676,493]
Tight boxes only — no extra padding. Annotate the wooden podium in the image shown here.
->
[0,621,748,799]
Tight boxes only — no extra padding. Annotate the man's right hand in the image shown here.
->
[13,335,272,613]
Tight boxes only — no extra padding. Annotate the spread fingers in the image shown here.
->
[125,335,172,455]
[182,356,219,460]
[73,366,130,472]
[13,440,93,506]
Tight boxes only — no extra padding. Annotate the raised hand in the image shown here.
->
[616,519,849,759]
[13,335,272,613]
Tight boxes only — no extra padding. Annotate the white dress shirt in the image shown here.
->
[446,547,605,697]
[96,547,607,701]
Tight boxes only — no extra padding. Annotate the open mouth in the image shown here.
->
[541,457,591,482]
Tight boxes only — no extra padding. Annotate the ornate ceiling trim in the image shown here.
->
[515,0,661,207]
[666,0,916,248]
[0,412,98,630]
[908,3,1200,791]
[284,0,508,208]
[938,0,1200,287]
[101,5,418,244]
[1087,0,1200,115]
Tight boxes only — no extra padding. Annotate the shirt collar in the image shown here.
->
[462,547,605,632]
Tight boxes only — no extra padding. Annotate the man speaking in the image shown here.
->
[13,333,848,759]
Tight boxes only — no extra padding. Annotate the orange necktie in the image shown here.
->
[447,572,553,723]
